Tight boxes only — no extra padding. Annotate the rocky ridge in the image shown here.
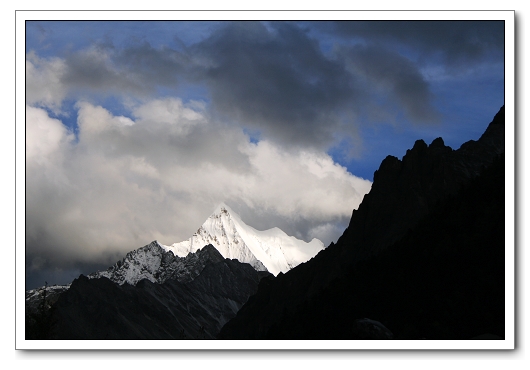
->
[44,245,270,339]
[87,240,225,285]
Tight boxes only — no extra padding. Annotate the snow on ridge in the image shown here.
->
[91,240,167,286]
[161,203,324,276]
[26,284,71,301]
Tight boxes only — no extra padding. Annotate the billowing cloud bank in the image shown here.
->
[26,99,371,278]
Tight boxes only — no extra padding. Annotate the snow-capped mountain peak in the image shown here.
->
[160,204,324,276]
[29,204,323,297]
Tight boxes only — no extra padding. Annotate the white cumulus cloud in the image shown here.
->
[26,52,68,111]
[25,99,372,273]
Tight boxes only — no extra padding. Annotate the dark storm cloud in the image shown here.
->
[49,21,455,149]
[34,21,505,151]
[341,44,439,124]
[61,41,188,97]
[25,257,118,291]
[321,21,504,66]
[188,21,361,149]
[113,41,189,86]
[62,47,138,91]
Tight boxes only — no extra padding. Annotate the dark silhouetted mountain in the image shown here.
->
[25,240,228,338]
[25,284,69,340]
[219,106,505,340]
[29,245,271,339]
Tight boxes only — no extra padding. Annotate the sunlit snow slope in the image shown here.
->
[161,204,324,276]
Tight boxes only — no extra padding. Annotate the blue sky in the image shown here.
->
[25,19,505,289]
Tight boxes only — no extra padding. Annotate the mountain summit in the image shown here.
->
[160,203,324,276]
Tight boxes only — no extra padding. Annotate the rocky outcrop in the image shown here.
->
[88,240,226,285]
[352,319,394,340]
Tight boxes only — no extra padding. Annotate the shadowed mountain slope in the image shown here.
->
[30,245,270,339]
[219,106,506,340]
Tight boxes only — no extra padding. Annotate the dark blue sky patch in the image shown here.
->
[99,95,136,120]
[243,127,261,144]
[26,20,223,57]
[40,99,80,141]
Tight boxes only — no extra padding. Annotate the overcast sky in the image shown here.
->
[24,19,505,290]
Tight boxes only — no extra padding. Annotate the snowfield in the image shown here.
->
[161,203,324,275]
